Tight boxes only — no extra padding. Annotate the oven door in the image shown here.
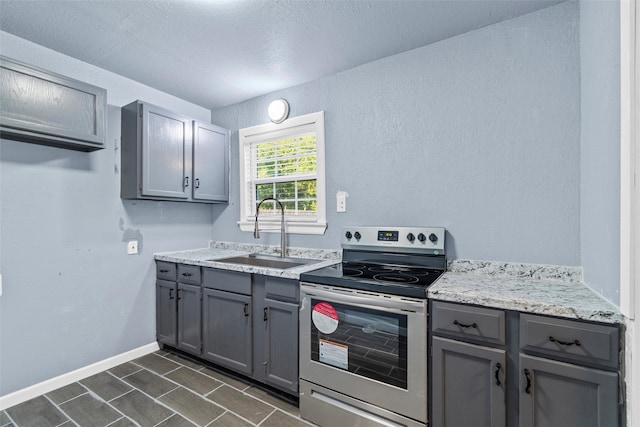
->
[299,283,428,423]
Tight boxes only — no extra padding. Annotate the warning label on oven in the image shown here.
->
[312,302,339,334]
[319,339,348,370]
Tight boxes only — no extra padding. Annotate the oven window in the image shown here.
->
[309,298,408,389]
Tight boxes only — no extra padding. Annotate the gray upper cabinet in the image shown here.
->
[121,100,230,203]
[193,121,230,202]
[0,56,106,151]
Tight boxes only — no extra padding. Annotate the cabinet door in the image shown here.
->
[141,104,191,199]
[156,280,177,347]
[519,354,618,427]
[263,298,299,393]
[177,283,201,355]
[432,336,506,427]
[0,56,106,151]
[202,288,252,375]
[192,121,229,202]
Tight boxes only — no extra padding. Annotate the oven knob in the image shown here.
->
[417,233,426,242]
[429,233,438,242]
[354,231,361,240]
[407,233,415,242]
[345,231,352,239]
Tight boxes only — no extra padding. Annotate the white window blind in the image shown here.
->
[238,111,326,234]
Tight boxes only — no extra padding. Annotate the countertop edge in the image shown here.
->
[429,272,623,324]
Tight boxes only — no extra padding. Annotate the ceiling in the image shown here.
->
[0,0,562,111]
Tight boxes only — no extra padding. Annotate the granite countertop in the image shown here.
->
[429,259,623,324]
[154,242,341,280]
[155,242,622,324]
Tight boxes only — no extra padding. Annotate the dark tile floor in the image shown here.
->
[2,350,312,427]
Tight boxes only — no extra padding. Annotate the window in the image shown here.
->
[238,111,326,234]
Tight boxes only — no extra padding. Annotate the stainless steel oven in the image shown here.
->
[299,226,446,427]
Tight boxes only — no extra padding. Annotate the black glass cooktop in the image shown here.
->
[300,261,445,299]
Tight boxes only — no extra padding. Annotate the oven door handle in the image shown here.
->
[300,285,425,313]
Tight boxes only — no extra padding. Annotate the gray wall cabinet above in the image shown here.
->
[121,100,230,203]
[0,56,107,151]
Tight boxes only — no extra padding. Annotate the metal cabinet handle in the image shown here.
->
[495,363,502,386]
[182,273,192,277]
[159,269,169,273]
[453,320,478,329]
[195,178,200,189]
[184,176,189,188]
[244,303,250,317]
[549,336,581,346]
[524,369,532,394]
[177,289,182,300]
[169,289,174,300]
[263,307,268,321]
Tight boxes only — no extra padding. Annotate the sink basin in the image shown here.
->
[210,253,317,269]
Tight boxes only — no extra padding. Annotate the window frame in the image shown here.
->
[238,111,327,235]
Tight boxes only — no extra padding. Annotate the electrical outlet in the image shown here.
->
[127,240,138,255]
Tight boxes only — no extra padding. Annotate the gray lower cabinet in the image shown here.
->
[156,279,177,346]
[253,275,300,394]
[0,55,107,151]
[262,299,299,392]
[431,301,622,427]
[177,282,202,355]
[432,337,506,427]
[155,262,201,355]
[518,313,620,427]
[156,263,301,396]
[519,354,618,427]
[202,288,253,375]
[431,301,507,427]
[121,100,230,203]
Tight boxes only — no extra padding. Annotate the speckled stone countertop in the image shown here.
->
[154,241,341,280]
[155,244,622,324]
[430,259,623,324]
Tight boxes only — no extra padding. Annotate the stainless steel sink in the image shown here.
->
[210,253,317,269]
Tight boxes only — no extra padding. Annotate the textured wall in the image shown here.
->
[211,2,581,267]
[0,31,214,395]
[579,0,621,306]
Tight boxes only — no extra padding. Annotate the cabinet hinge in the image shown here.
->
[139,104,143,118]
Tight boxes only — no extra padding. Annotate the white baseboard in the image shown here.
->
[0,342,159,411]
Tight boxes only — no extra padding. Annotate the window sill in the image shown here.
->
[238,220,327,235]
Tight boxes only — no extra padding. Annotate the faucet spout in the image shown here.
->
[254,197,286,258]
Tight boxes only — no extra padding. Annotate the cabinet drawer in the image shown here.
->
[431,301,505,345]
[520,314,619,369]
[177,264,201,285]
[202,268,251,295]
[156,262,176,281]
[265,277,299,302]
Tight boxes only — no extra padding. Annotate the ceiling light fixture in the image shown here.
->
[268,99,289,124]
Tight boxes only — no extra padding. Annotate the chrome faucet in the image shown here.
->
[254,197,286,258]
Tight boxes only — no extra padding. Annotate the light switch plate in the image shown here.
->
[337,191,348,212]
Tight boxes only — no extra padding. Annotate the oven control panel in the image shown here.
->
[342,226,445,254]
